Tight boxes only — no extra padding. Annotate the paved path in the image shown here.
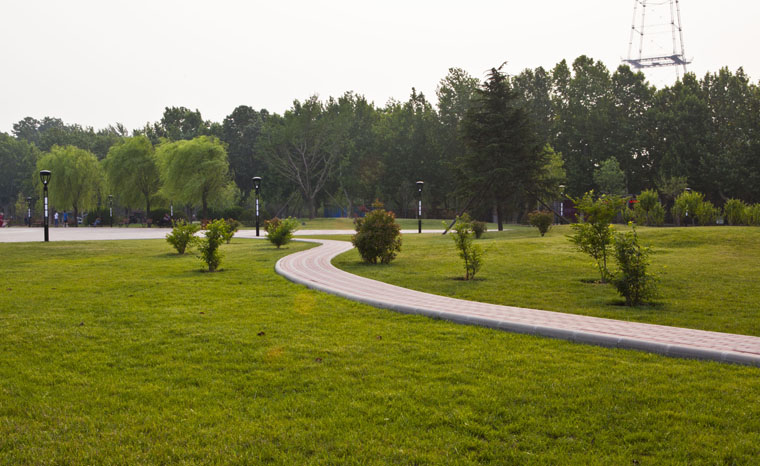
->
[277,239,760,367]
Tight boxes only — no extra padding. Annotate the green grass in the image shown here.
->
[1,238,759,463]
[335,225,760,336]
[274,217,496,231]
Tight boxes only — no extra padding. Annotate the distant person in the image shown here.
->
[92,217,102,227]
[0,212,4,228]
[54,211,59,227]
[63,211,68,227]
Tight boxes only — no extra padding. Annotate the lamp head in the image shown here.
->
[416,180,424,191]
[39,170,51,186]
[253,176,262,191]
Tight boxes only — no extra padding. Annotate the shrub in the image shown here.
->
[696,200,720,226]
[197,219,228,272]
[471,220,488,239]
[633,189,665,226]
[527,210,554,236]
[222,218,241,244]
[569,191,626,283]
[673,190,703,226]
[451,214,483,280]
[166,220,200,254]
[723,199,747,225]
[351,208,402,264]
[612,224,657,306]
[747,204,760,226]
[265,217,299,248]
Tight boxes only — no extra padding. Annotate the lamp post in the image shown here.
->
[108,195,114,227]
[170,201,174,220]
[416,180,424,234]
[558,184,566,220]
[40,170,51,242]
[253,176,262,237]
[26,196,32,228]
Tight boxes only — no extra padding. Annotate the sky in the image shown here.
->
[1,0,759,134]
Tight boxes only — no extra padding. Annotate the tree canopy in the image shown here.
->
[36,145,103,222]
[103,135,161,215]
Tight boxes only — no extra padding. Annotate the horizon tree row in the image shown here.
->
[2,56,759,222]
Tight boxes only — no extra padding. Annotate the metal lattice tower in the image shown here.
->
[623,0,691,78]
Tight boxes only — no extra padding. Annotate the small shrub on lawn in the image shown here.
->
[197,219,228,272]
[452,213,483,280]
[222,218,241,244]
[696,200,720,226]
[569,191,626,283]
[166,220,200,254]
[723,199,747,225]
[747,204,760,226]
[265,217,299,248]
[673,190,703,226]
[633,189,665,226]
[471,220,487,239]
[352,208,402,264]
[528,210,554,236]
[612,224,657,306]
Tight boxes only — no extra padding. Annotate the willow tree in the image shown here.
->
[36,145,103,225]
[103,135,161,215]
[156,136,230,219]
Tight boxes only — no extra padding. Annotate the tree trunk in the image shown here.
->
[146,196,151,218]
[202,193,208,220]
[74,206,79,227]
[496,203,504,231]
[308,196,317,219]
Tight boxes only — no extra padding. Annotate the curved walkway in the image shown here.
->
[276,239,760,367]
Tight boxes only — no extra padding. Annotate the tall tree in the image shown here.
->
[157,136,231,219]
[36,145,103,224]
[460,68,546,230]
[221,106,269,199]
[103,135,161,215]
[259,96,344,218]
[0,133,39,213]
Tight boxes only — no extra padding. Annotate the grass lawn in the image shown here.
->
[335,225,760,337]
[1,237,759,463]
[275,217,495,231]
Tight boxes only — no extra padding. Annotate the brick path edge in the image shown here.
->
[274,239,760,367]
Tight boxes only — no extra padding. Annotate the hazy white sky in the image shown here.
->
[1,0,758,134]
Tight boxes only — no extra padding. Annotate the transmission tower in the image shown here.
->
[623,0,691,78]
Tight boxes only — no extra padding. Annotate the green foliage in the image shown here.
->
[471,220,487,239]
[451,214,483,280]
[36,145,103,221]
[673,190,703,226]
[723,199,747,226]
[696,200,720,226]
[156,136,231,220]
[222,218,241,244]
[166,220,200,255]
[103,135,160,216]
[351,208,402,264]
[593,157,626,195]
[527,210,554,236]
[569,191,626,282]
[197,219,228,271]
[633,189,665,226]
[746,204,760,226]
[612,224,657,306]
[0,134,38,209]
[265,217,299,248]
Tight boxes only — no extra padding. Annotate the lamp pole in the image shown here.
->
[40,170,51,242]
[108,195,114,227]
[170,201,174,220]
[416,180,424,234]
[26,196,32,228]
[253,177,262,237]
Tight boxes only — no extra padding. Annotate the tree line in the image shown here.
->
[2,55,759,225]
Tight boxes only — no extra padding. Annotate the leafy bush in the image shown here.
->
[222,218,241,244]
[633,189,665,226]
[723,199,747,225]
[451,214,483,280]
[696,200,720,226]
[471,220,487,239]
[265,217,299,248]
[673,190,703,226]
[747,204,760,226]
[527,210,553,236]
[612,224,657,306]
[351,208,402,264]
[569,191,626,283]
[166,220,200,254]
[197,219,228,272]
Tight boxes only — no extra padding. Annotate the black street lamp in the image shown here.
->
[40,170,51,242]
[253,177,262,236]
[416,180,424,234]
[108,195,114,227]
[26,196,32,228]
